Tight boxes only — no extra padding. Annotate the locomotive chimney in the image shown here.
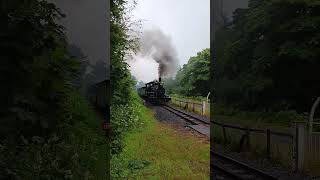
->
[159,77,162,82]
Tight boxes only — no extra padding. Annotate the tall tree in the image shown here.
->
[214,0,320,112]
[111,0,139,105]
[164,48,210,97]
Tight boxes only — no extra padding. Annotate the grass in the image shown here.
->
[213,115,292,133]
[112,103,210,179]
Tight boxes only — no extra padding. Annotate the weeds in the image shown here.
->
[111,94,210,179]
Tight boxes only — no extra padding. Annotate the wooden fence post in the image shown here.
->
[192,102,195,112]
[202,101,206,115]
[222,126,227,143]
[295,122,305,172]
[246,128,251,150]
[267,129,271,159]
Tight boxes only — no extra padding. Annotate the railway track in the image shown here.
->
[211,151,279,180]
[161,105,210,136]
[161,105,210,125]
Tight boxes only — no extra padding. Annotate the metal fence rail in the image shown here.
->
[211,120,314,173]
[212,120,294,160]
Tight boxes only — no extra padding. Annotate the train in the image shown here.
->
[137,77,171,105]
[88,79,110,110]
[88,79,110,126]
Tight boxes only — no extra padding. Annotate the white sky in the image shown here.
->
[128,0,210,82]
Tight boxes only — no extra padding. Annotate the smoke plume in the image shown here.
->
[138,29,179,78]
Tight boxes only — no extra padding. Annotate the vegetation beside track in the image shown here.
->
[0,1,109,178]
[213,103,304,128]
[58,90,108,178]
[111,96,210,179]
[0,89,108,179]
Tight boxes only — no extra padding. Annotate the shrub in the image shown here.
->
[0,90,108,179]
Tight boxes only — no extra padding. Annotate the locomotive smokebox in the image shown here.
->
[159,77,162,82]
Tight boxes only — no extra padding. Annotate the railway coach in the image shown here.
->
[88,79,110,130]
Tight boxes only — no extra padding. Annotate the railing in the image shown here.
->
[211,120,315,173]
[305,132,320,176]
[170,97,210,117]
[212,120,294,159]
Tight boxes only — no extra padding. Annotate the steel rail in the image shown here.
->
[211,151,279,180]
[212,120,293,138]
[162,105,210,125]
[211,163,242,180]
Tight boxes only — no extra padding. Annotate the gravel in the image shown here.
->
[149,105,190,125]
[147,104,210,141]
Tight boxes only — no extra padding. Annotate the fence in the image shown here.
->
[212,120,318,173]
[304,97,320,176]
[170,97,210,117]
[305,131,320,176]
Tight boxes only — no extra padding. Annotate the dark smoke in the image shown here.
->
[139,29,179,78]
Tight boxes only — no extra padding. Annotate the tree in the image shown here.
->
[0,0,79,139]
[111,0,139,105]
[0,0,89,178]
[164,48,210,97]
[214,0,320,112]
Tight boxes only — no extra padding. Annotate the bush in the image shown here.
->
[110,91,145,155]
[110,92,149,179]
[0,90,108,179]
[213,103,304,126]
[110,103,139,154]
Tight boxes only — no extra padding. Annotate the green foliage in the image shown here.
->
[110,92,142,155]
[110,92,148,179]
[60,90,108,179]
[0,90,108,179]
[170,94,207,101]
[111,101,210,179]
[111,0,139,105]
[0,1,108,179]
[0,0,74,161]
[214,0,320,112]
[127,159,151,171]
[164,48,210,97]
[213,103,304,126]
[110,0,141,158]
[0,0,74,139]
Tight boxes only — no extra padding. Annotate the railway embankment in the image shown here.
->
[111,99,210,179]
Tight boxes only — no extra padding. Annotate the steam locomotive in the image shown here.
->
[137,77,171,105]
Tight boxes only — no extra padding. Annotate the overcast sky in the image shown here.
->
[128,0,210,82]
[51,0,109,81]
